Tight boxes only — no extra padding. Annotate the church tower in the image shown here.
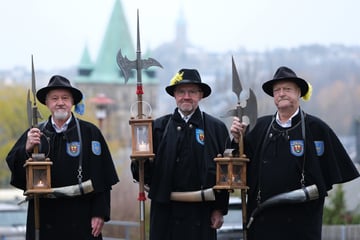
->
[75,0,161,142]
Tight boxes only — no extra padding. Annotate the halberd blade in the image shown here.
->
[232,56,242,102]
[31,55,36,103]
[116,49,136,83]
[242,89,258,131]
[222,58,258,130]
[27,89,32,128]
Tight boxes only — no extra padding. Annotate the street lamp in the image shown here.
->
[89,93,114,131]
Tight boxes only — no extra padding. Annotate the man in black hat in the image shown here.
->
[131,69,230,240]
[6,75,119,240]
[231,66,359,240]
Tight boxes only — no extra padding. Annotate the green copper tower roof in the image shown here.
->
[76,44,94,81]
[76,0,159,84]
[79,44,93,69]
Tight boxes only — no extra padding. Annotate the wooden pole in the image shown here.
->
[34,195,40,240]
[239,132,248,240]
[138,160,146,240]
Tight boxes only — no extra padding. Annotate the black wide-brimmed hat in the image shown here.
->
[262,66,309,97]
[165,69,212,98]
[36,75,83,105]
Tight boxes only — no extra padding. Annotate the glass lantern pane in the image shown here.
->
[33,169,47,188]
[220,164,228,183]
[135,125,149,152]
[233,165,242,183]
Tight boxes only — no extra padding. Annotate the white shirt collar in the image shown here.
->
[51,115,72,133]
[178,109,194,123]
[276,108,299,128]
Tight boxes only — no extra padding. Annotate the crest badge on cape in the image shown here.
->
[314,141,324,156]
[92,141,101,156]
[290,140,304,157]
[195,128,205,145]
[67,142,81,157]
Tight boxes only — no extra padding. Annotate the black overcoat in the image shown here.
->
[133,108,230,240]
[6,115,119,240]
[244,111,359,240]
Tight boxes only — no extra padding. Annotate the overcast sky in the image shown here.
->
[1,0,359,71]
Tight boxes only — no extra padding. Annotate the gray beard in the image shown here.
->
[53,111,69,120]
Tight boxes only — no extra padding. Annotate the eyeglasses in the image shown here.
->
[273,87,297,95]
[174,89,202,97]
[47,95,72,103]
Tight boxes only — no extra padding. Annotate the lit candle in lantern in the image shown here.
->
[138,142,149,151]
[36,180,45,187]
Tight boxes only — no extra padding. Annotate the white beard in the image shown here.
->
[53,110,69,120]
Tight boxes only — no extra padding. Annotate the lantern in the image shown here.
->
[129,118,155,160]
[213,149,249,191]
[24,153,53,195]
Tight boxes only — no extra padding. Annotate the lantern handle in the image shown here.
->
[130,101,152,118]
[220,136,237,156]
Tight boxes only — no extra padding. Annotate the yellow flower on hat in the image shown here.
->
[302,81,312,101]
[170,71,184,86]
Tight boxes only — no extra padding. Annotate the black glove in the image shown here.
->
[130,160,140,181]
[130,159,152,184]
